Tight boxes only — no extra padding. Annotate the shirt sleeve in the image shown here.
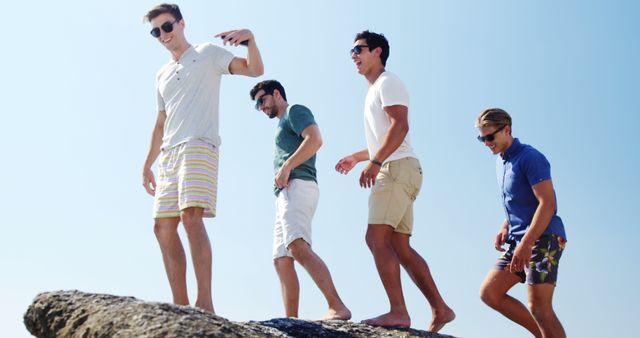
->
[523,149,552,186]
[205,43,234,75]
[288,105,317,135]
[379,74,409,108]
[155,78,165,112]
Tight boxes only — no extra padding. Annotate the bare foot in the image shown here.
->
[428,307,455,332]
[321,306,352,320]
[195,300,215,314]
[361,312,410,328]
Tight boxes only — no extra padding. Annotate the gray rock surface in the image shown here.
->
[24,290,458,338]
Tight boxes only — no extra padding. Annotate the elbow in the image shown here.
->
[250,65,264,77]
[539,198,557,213]
[399,122,409,135]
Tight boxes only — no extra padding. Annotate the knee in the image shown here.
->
[479,285,501,308]
[391,244,413,264]
[528,301,554,321]
[288,239,311,262]
[365,231,386,251]
[180,208,204,231]
[274,257,294,272]
[154,220,175,240]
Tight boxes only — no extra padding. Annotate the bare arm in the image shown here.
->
[215,29,264,77]
[275,124,322,189]
[335,148,369,175]
[359,104,409,188]
[494,219,509,251]
[510,179,557,272]
[142,110,167,196]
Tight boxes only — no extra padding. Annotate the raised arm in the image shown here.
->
[215,29,264,77]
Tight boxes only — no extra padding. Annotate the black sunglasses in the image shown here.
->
[255,93,272,110]
[150,20,179,38]
[477,124,507,142]
[350,45,369,55]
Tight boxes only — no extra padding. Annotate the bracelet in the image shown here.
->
[371,160,382,166]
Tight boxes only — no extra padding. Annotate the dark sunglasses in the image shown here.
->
[150,20,179,38]
[255,93,272,110]
[350,45,369,55]
[477,124,507,142]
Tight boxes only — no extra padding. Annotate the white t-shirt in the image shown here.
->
[156,43,234,150]
[364,71,416,163]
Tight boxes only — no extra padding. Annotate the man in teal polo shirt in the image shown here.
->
[476,108,567,338]
[250,80,351,321]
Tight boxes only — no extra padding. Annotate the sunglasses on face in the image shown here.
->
[150,20,179,38]
[350,45,369,55]
[255,93,272,110]
[477,124,506,142]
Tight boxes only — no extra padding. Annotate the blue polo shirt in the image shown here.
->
[497,138,566,241]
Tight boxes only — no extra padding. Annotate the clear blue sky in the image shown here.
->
[2,1,638,337]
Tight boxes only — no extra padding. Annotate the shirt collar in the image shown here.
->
[500,138,523,161]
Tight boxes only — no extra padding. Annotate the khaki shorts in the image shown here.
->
[153,139,219,218]
[368,157,422,234]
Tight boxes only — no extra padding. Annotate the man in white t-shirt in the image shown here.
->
[141,3,263,313]
[335,30,455,332]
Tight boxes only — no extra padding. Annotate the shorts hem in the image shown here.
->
[285,235,311,249]
[154,213,181,219]
[525,281,558,286]
[180,203,216,218]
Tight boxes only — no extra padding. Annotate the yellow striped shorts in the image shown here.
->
[153,139,219,218]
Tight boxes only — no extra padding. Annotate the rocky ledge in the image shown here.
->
[24,290,458,338]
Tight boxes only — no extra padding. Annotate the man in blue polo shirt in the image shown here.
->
[476,108,567,338]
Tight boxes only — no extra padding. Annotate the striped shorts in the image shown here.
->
[153,139,219,218]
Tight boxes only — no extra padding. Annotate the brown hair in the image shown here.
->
[475,108,512,129]
[144,3,183,22]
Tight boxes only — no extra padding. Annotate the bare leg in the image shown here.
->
[361,224,411,328]
[181,207,214,313]
[154,217,189,306]
[390,233,455,332]
[528,284,566,338]
[288,239,351,320]
[480,269,542,338]
[274,256,300,317]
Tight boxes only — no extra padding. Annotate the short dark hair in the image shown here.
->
[144,3,183,22]
[355,30,390,66]
[250,80,287,102]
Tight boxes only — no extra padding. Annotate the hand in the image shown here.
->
[335,155,358,175]
[143,168,157,196]
[275,166,291,189]
[509,243,532,273]
[494,227,508,252]
[359,162,380,188]
[215,29,253,46]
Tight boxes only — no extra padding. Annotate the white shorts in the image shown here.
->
[273,179,319,259]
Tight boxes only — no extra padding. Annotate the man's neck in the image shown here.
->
[276,102,289,119]
[365,65,385,85]
[171,41,191,61]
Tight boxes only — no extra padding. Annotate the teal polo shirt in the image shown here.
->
[273,104,317,196]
